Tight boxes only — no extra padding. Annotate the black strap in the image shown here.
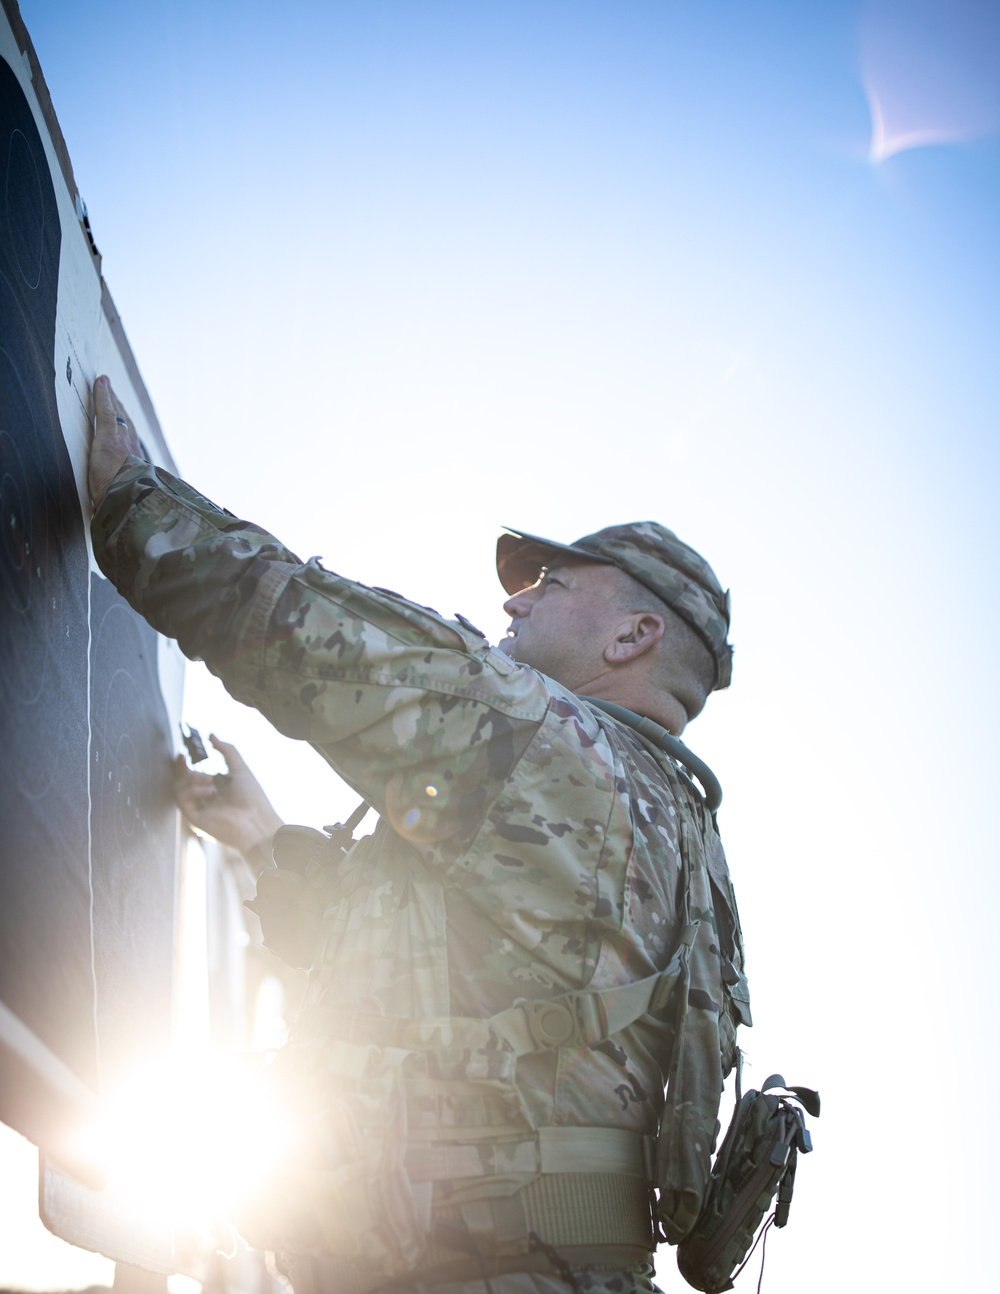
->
[761,1074,821,1120]
[325,797,370,833]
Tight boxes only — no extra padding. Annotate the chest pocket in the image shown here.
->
[313,826,451,1018]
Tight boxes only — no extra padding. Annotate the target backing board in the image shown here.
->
[1,0,185,1270]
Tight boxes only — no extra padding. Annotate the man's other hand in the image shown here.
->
[89,374,145,509]
[173,735,284,861]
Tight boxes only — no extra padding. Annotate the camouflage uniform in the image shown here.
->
[92,463,749,1294]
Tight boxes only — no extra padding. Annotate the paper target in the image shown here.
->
[1,45,178,1103]
[0,50,97,1088]
[89,581,176,1080]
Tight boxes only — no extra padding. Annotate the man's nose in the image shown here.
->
[503,584,540,617]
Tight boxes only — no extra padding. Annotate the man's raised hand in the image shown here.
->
[89,374,145,509]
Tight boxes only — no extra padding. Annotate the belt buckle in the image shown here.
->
[525,1000,576,1049]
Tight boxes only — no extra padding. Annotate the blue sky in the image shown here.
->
[5,1,1000,1289]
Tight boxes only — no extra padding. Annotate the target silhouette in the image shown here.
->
[0,52,97,1088]
[0,18,201,1274]
[1,50,177,1100]
[89,584,176,1079]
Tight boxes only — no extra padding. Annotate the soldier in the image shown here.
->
[88,376,749,1294]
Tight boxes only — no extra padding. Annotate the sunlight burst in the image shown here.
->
[72,1049,296,1248]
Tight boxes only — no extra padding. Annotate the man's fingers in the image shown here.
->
[172,757,218,792]
[89,375,143,509]
[173,764,217,788]
[93,374,116,425]
[109,383,132,427]
[209,734,247,772]
[94,375,135,438]
[174,772,218,800]
[175,779,223,816]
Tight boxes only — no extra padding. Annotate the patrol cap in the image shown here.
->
[497,521,733,690]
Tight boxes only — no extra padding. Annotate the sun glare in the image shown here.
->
[71,1049,297,1251]
[60,838,300,1256]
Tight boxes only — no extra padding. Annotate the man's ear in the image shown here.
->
[604,613,665,664]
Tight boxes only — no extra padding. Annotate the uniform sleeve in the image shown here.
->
[92,460,548,841]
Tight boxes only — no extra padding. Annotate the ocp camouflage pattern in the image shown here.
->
[92,462,750,1293]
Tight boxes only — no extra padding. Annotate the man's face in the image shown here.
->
[496,560,627,691]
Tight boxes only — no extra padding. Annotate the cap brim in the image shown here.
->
[496,527,614,594]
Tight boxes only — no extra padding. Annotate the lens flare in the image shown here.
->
[70,1049,297,1249]
[861,0,1000,162]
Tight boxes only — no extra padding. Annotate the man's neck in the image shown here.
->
[577,679,688,736]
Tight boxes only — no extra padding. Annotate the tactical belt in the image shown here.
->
[293,1180,654,1294]
[405,1125,654,1182]
[435,1170,654,1251]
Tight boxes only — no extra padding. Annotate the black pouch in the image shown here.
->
[676,1074,819,1293]
[246,824,354,969]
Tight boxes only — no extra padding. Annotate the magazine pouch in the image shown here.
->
[676,1076,819,1292]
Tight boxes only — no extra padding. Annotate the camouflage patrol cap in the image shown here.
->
[497,521,733,689]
